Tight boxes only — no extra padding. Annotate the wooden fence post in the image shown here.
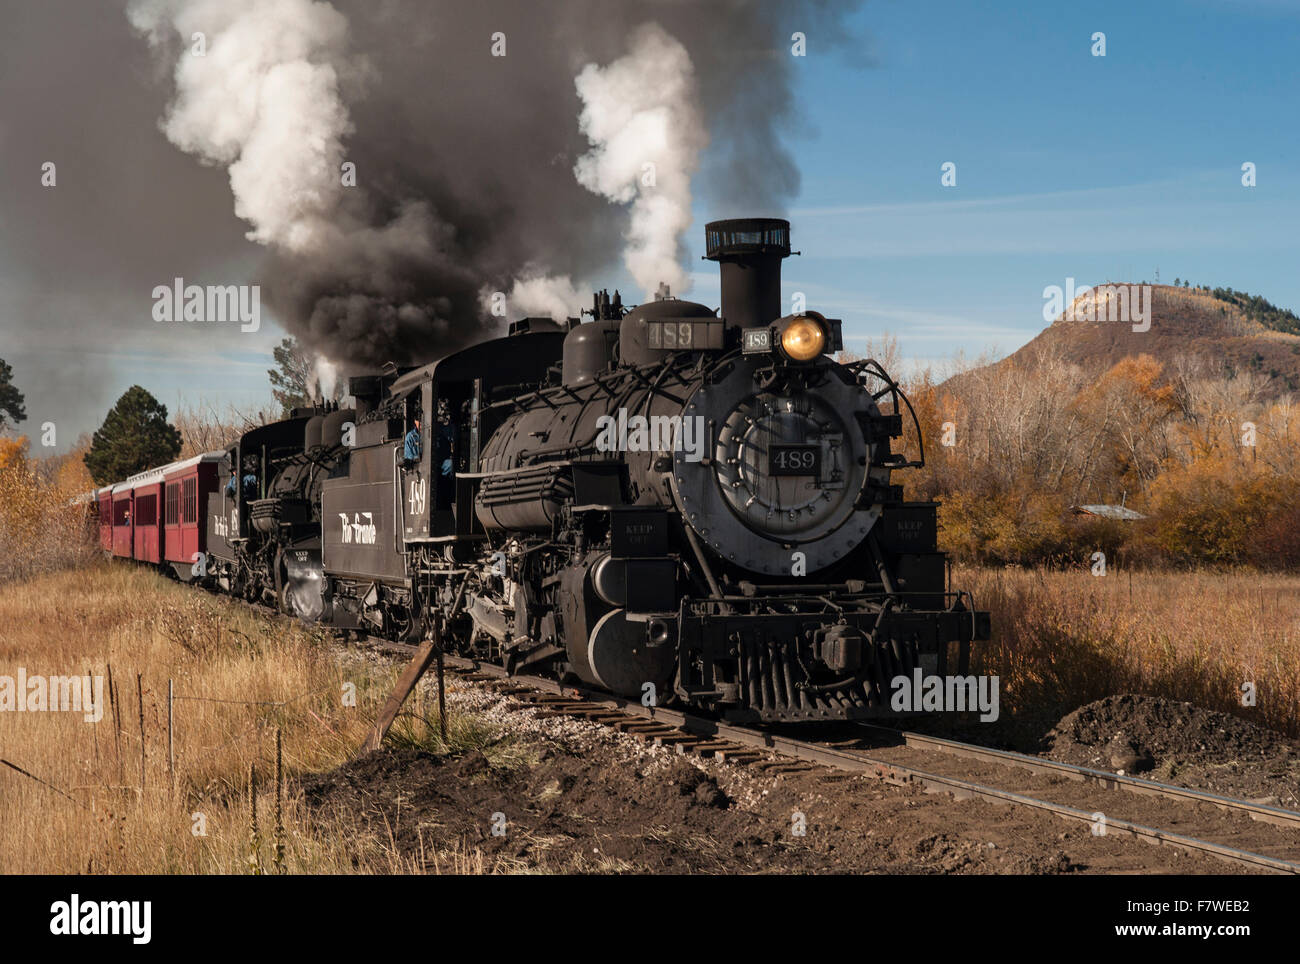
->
[436,617,447,745]
[136,673,145,792]
[167,678,175,790]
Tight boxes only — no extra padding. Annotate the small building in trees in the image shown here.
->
[1070,503,1146,522]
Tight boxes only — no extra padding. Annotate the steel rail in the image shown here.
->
[856,723,1300,830]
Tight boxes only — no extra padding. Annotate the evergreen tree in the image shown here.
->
[83,386,182,485]
[268,337,342,415]
[0,358,26,430]
[268,337,310,416]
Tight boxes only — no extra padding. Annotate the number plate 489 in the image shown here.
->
[769,444,820,476]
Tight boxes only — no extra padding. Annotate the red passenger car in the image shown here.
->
[130,469,166,564]
[163,452,223,579]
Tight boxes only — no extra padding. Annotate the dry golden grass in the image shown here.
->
[963,566,1300,737]
[0,562,505,874]
[6,559,1296,872]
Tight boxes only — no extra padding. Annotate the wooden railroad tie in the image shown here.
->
[679,740,732,759]
[612,720,675,736]
[753,761,817,775]
[653,734,701,747]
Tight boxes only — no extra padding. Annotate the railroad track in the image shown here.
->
[230,598,1300,874]
[364,641,1300,874]
[844,724,1300,874]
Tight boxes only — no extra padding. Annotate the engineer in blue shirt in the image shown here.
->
[225,464,258,500]
[434,400,456,507]
[402,416,422,471]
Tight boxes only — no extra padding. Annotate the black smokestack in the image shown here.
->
[705,218,791,327]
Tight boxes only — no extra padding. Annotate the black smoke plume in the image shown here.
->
[127,0,866,372]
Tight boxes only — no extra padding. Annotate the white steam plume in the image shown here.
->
[572,23,707,296]
[128,0,359,253]
[311,356,340,401]
[128,0,461,370]
[487,273,586,323]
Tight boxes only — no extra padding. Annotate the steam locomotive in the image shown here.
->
[99,218,988,723]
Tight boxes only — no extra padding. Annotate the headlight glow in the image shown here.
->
[780,317,826,361]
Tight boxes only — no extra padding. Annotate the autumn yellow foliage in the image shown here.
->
[0,434,98,585]
[900,350,1300,568]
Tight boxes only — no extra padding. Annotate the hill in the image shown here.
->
[968,284,1300,393]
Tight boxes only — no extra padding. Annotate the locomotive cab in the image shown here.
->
[385,328,568,544]
[316,330,566,638]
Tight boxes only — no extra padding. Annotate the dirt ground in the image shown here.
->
[1042,694,1300,805]
[300,679,1284,874]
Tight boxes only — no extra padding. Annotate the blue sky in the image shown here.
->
[682,0,1300,372]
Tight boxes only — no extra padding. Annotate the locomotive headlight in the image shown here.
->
[780,317,826,361]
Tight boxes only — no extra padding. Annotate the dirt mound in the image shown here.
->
[1044,695,1300,797]
[301,746,760,873]
[298,739,1091,874]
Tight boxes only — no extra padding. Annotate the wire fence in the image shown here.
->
[0,675,374,812]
